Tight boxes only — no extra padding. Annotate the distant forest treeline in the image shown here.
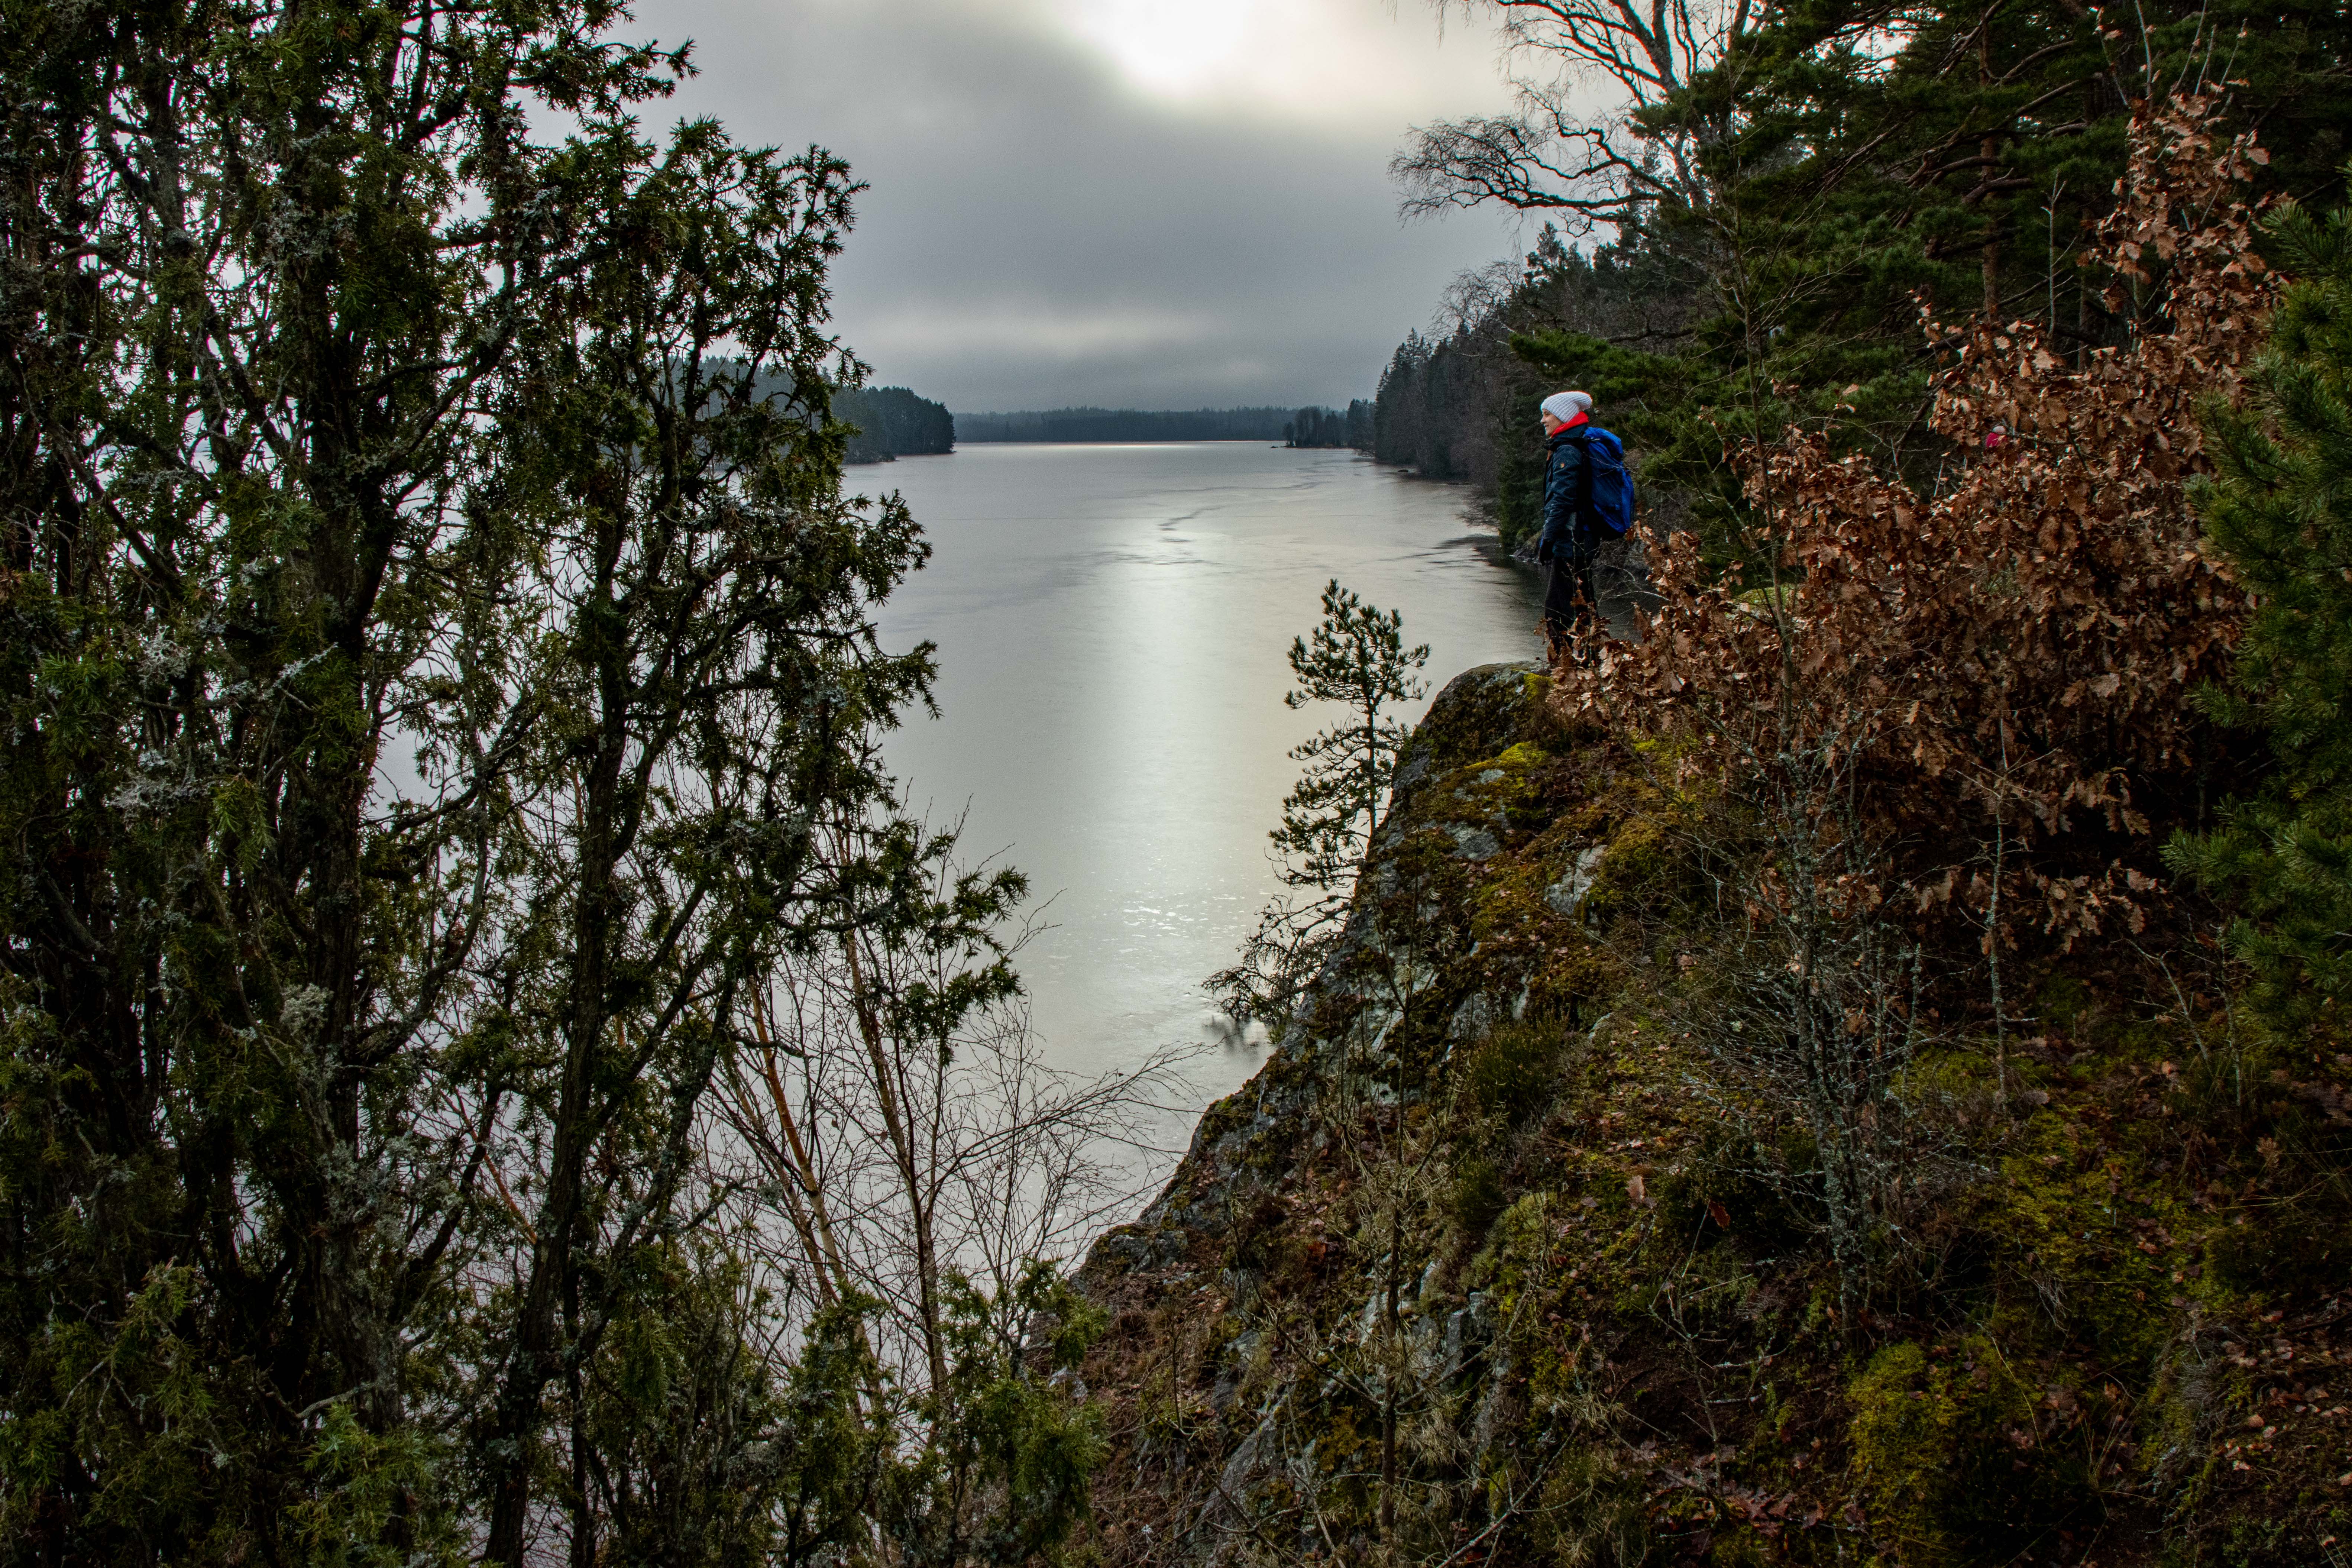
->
[958,405,1366,445]
[1284,402,1372,449]
[739,373,954,462]
[835,385,954,462]
[822,396,1378,456]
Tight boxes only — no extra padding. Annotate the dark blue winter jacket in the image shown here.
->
[1539,423,1592,561]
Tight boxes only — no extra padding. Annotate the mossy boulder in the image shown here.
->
[1847,1338,2102,1565]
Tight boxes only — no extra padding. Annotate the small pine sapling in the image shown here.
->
[1210,580,1430,1034]
[1274,579,1433,891]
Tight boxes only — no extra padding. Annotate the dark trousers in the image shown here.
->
[1541,534,1600,649]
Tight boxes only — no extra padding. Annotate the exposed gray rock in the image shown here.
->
[1544,843,1608,915]
[1197,1398,1285,1546]
[1448,825,1501,860]
[1446,991,1492,1043]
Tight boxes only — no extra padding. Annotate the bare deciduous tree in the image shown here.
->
[1669,717,1949,1329]
[1395,0,1760,230]
[712,780,1188,1399]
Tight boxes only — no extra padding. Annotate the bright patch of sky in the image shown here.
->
[1045,0,1504,120]
[631,0,1527,411]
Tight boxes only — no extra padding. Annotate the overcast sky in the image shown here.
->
[631,0,1527,412]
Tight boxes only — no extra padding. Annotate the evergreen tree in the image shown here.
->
[881,1264,1106,1567]
[471,111,950,1565]
[832,384,956,462]
[1211,584,1430,1030]
[0,5,1089,1561]
[1274,581,1433,890]
[1388,0,2352,562]
[2168,194,2352,1025]
[0,4,685,1553]
[955,407,1301,442]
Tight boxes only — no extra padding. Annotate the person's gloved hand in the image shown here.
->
[1535,538,1556,565]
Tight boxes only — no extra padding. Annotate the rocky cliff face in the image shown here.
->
[1070,664,2351,1567]
[1072,659,1647,1564]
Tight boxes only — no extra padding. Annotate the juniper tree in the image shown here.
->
[0,3,680,1552]
[470,110,955,1564]
[0,4,1031,1561]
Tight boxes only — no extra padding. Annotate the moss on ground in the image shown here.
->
[1075,666,2352,1567]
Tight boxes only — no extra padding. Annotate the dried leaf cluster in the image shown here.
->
[1555,94,2277,947]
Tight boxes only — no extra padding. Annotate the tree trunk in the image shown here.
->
[843,931,951,1395]
[1980,30,2002,317]
[486,562,630,1564]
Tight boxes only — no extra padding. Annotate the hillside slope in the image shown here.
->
[1075,664,2351,1567]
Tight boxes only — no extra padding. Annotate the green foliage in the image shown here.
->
[1209,581,1431,1028]
[1450,1152,1509,1238]
[1378,229,1701,550]
[1384,0,2352,567]
[1094,623,2352,1566]
[567,1260,1107,1568]
[0,4,1079,1562]
[888,1264,1107,1567]
[1654,1133,1821,1258]
[1284,401,1373,449]
[2171,192,2352,1026]
[955,406,1303,442]
[1847,1338,2104,1564]
[1273,579,1433,891]
[1371,328,1493,483]
[1625,0,2142,541]
[1458,1014,1566,1125]
[575,1255,880,1568]
[2,3,682,1553]
[834,384,957,461]
[2206,1198,2352,1297]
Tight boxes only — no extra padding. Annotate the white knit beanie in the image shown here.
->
[1540,390,1592,424]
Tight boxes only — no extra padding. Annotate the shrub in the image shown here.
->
[1549,93,2275,955]
[1458,1015,1568,1125]
[2168,190,2352,1028]
[1450,1152,1509,1240]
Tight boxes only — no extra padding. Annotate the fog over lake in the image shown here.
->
[867,441,1542,1150]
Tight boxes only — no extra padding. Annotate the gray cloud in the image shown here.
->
[633,0,1523,411]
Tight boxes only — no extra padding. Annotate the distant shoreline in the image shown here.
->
[955,403,1368,448]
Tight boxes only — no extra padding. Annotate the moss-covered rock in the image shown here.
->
[1846,1336,2102,1564]
[1075,664,2352,1568]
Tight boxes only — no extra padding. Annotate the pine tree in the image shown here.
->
[1397,0,2352,564]
[1210,583,1430,1031]
[1274,581,1433,891]
[2168,195,2352,1024]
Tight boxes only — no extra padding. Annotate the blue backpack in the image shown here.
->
[1573,426,1637,536]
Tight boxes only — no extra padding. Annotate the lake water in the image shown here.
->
[864,442,1541,1157]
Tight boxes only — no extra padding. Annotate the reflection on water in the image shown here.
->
[866,442,1541,1168]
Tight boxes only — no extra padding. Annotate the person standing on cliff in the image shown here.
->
[1536,389,1601,653]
